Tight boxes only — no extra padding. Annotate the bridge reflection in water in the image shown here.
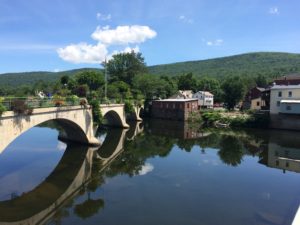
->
[0,121,144,225]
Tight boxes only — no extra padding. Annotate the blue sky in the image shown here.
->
[0,0,300,73]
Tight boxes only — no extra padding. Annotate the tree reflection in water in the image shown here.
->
[218,135,244,167]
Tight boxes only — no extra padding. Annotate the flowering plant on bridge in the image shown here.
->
[52,95,65,107]
[79,98,88,108]
[11,99,33,115]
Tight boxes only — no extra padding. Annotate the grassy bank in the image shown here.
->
[188,110,269,128]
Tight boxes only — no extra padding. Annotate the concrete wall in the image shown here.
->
[270,114,300,131]
[251,97,262,110]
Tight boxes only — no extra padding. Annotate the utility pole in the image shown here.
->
[104,57,107,100]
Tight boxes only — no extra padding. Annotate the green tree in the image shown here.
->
[197,77,223,102]
[106,51,147,85]
[221,76,246,110]
[132,74,169,99]
[177,73,197,91]
[255,74,268,87]
[75,70,104,91]
[60,75,69,86]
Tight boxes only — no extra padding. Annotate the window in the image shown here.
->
[276,160,279,166]
[173,103,175,109]
[256,101,260,106]
[278,91,282,97]
[286,105,291,111]
[286,162,289,168]
[277,101,280,107]
[187,103,190,108]
[288,91,292,97]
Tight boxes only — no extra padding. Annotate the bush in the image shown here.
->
[66,95,79,105]
[0,103,6,116]
[201,111,222,125]
[89,99,103,125]
[124,100,134,114]
[11,99,33,115]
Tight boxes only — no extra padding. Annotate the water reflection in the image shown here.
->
[0,144,93,224]
[0,120,300,225]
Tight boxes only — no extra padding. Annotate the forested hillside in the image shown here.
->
[1,52,300,88]
[0,68,100,87]
[148,52,300,78]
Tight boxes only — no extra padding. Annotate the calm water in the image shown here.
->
[0,120,299,225]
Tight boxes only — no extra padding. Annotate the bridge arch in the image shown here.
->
[100,104,129,128]
[0,106,100,154]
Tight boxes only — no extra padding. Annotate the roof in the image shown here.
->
[275,74,300,80]
[154,98,198,102]
[256,87,265,92]
[271,85,300,90]
[178,90,193,94]
[194,91,214,96]
[280,100,300,104]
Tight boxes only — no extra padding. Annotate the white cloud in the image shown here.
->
[206,39,223,46]
[57,42,107,64]
[58,25,156,64]
[108,45,140,60]
[178,15,193,24]
[57,141,67,151]
[91,25,157,45]
[138,162,154,176]
[269,7,279,15]
[96,13,112,21]
[53,68,61,72]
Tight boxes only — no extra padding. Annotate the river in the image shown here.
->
[0,119,299,225]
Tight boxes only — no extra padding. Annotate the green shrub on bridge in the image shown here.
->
[124,100,134,114]
[89,99,103,125]
[66,95,79,105]
[0,97,6,116]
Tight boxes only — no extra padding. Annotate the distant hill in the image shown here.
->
[0,68,100,87]
[1,52,300,88]
[148,52,300,78]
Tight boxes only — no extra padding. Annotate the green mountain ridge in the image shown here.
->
[148,52,300,78]
[1,52,300,88]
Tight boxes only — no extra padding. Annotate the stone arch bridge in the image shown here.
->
[0,104,131,154]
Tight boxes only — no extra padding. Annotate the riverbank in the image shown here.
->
[188,110,270,129]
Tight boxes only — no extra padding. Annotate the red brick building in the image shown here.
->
[151,99,199,121]
[274,74,300,85]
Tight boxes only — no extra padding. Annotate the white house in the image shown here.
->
[270,85,300,114]
[193,91,214,108]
